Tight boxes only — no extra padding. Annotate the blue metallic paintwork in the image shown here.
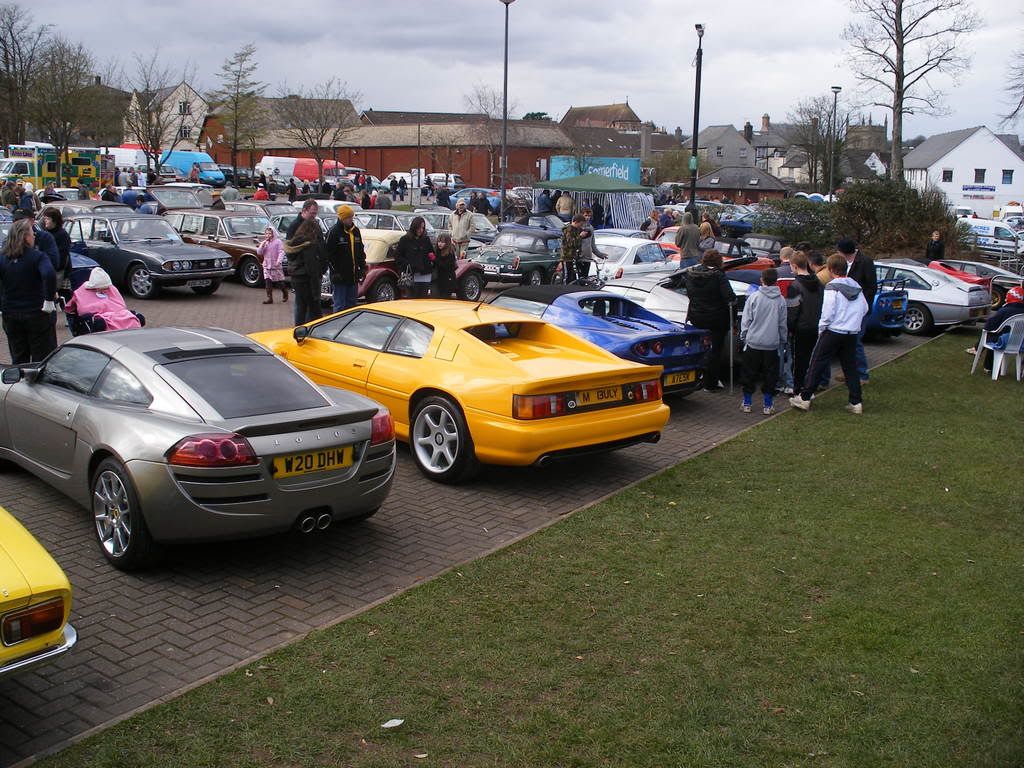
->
[867,280,908,333]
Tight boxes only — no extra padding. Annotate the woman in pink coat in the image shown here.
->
[257,225,288,304]
[64,268,142,333]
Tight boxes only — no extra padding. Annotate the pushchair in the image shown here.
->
[62,252,145,336]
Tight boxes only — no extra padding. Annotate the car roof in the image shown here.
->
[498,285,609,305]
[593,234,650,248]
[170,208,267,218]
[66,211,164,220]
[495,224,561,239]
[70,326,259,358]
[349,299,546,330]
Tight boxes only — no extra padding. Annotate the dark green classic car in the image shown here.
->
[470,225,563,286]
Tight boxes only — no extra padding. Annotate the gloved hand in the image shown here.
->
[42,300,56,313]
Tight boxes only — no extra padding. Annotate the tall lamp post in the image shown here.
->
[687,24,705,216]
[827,85,841,200]
[498,0,515,221]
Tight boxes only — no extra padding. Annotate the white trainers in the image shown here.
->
[845,403,863,415]
[789,396,811,411]
[763,405,776,415]
[740,402,752,413]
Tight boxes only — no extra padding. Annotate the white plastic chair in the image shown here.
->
[971,315,1024,381]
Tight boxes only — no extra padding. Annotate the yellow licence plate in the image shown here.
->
[663,370,696,387]
[574,386,622,408]
[891,300,904,309]
[272,446,353,478]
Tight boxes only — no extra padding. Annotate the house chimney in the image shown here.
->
[674,126,683,142]
[640,121,653,162]
[743,121,753,143]
[811,116,818,132]
[94,75,101,86]
[761,113,770,132]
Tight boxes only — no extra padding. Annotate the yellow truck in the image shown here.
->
[0,145,112,191]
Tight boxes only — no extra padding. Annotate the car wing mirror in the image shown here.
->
[293,325,309,344]
[1,367,22,384]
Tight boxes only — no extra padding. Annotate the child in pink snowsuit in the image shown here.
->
[257,226,288,304]
[65,268,141,332]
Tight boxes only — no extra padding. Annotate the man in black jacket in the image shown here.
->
[682,250,737,391]
[324,205,366,312]
[837,238,876,383]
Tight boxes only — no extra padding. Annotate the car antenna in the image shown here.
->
[472,300,484,312]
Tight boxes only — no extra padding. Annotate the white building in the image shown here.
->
[903,126,1024,218]
[124,81,208,159]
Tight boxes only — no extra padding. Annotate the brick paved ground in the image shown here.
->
[0,281,927,766]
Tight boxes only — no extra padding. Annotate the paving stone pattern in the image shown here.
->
[0,282,926,766]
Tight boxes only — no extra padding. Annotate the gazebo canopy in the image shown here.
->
[533,173,652,194]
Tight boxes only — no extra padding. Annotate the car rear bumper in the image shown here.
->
[126,441,396,542]
[0,623,77,679]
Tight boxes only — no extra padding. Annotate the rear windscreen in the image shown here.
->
[164,354,326,418]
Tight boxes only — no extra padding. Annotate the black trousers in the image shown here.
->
[791,329,818,395]
[292,274,322,325]
[800,330,862,405]
[692,320,728,388]
[741,346,779,395]
[3,311,55,363]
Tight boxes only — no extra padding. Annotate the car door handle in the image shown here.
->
[353,359,366,368]
[65,411,72,421]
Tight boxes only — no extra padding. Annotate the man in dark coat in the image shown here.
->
[324,204,366,313]
[837,238,876,383]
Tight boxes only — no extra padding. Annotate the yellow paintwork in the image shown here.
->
[250,300,670,467]
[0,506,72,670]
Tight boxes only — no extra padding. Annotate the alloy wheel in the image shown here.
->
[412,404,460,474]
[93,470,132,558]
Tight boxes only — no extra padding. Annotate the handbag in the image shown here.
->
[397,267,414,290]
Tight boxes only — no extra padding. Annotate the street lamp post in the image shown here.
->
[687,24,704,217]
[827,85,841,200]
[498,0,515,221]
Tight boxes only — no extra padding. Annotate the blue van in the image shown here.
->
[159,150,226,187]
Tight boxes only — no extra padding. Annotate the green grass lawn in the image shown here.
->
[41,332,1024,767]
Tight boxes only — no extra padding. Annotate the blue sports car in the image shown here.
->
[491,285,711,395]
[866,277,908,336]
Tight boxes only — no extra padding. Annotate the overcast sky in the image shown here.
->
[41,0,1024,139]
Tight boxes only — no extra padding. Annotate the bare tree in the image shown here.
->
[121,50,200,171]
[843,0,982,181]
[30,37,94,183]
[0,3,50,149]
[463,84,517,188]
[1003,47,1024,126]
[787,95,849,191]
[274,79,360,186]
[207,43,265,182]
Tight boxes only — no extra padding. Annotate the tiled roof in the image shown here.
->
[360,109,486,125]
[695,165,788,191]
[260,120,574,150]
[901,126,982,169]
[561,102,642,127]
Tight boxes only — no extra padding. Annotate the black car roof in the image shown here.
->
[495,224,561,239]
[497,285,590,305]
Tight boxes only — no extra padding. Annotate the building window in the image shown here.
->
[974,169,985,183]
[178,101,191,116]
[941,169,953,183]
[1002,169,1014,185]
[178,125,191,139]
[715,146,723,158]
[739,147,748,158]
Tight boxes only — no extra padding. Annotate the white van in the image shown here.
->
[426,172,465,190]
[107,147,148,171]
[951,204,974,218]
[997,203,1023,222]
[962,217,1024,256]
[255,156,297,181]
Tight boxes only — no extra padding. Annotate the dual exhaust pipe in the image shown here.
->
[297,512,332,534]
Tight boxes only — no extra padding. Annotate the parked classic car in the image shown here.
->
[491,285,711,395]
[0,328,396,569]
[449,187,501,212]
[141,186,206,214]
[222,199,298,219]
[250,301,670,484]
[415,208,498,245]
[591,234,679,282]
[471,225,563,285]
[164,209,274,288]
[47,199,129,219]
[930,259,1024,308]
[0,505,77,677]
[507,213,565,232]
[742,233,786,263]
[354,211,439,246]
[876,259,990,334]
[64,212,233,299]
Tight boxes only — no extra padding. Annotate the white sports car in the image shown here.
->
[875,259,990,334]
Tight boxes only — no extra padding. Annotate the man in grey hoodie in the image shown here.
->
[739,268,787,414]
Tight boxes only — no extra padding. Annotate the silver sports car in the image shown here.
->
[0,328,396,570]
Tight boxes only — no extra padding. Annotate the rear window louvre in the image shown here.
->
[148,345,261,363]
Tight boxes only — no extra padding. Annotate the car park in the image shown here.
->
[0,328,396,569]
[876,259,990,334]
[415,208,498,245]
[931,259,1024,308]
[164,209,274,288]
[471,225,563,285]
[490,285,711,396]
[64,212,233,299]
[449,187,501,212]
[0,505,77,677]
[591,234,678,282]
[250,301,670,484]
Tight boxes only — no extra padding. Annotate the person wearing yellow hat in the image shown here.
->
[324,204,366,312]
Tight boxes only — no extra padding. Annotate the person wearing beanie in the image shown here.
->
[324,204,366,312]
[64,267,141,332]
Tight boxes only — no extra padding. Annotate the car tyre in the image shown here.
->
[903,302,934,335]
[457,271,484,301]
[410,395,480,484]
[239,257,263,288]
[91,458,157,570]
[524,268,545,286]
[369,277,398,302]
[990,287,1004,310]
[191,280,221,296]
[125,264,160,300]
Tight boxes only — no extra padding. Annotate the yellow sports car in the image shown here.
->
[0,506,76,678]
[251,300,670,483]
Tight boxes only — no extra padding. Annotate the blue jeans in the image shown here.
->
[854,314,869,381]
[779,338,794,391]
[332,282,358,314]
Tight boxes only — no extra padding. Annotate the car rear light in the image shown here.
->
[167,433,258,467]
[513,393,568,419]
[370,409,395,445]
[2,598,64,645]
[626,379,662,403]
[702,334,712,349]
[615,267,624,279]
[634,342,649,356]
[651,340,664,355]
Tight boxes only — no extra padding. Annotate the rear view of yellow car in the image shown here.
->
[250,300,670,483]
[0,506,76,678]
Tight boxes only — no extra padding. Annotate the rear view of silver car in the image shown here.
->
[0,328,396,570]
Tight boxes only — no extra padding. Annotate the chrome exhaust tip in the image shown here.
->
[316,512,332,531]
[298,515,316,534]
